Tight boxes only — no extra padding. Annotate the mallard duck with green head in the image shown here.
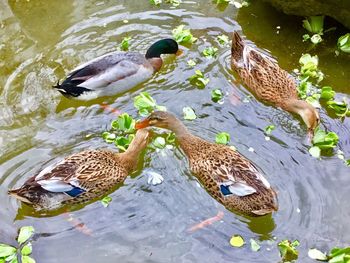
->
[54,39,179,100]
[136,111,278,216]
[8,129,151,210]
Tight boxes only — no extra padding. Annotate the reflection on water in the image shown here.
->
[1,0,349,262]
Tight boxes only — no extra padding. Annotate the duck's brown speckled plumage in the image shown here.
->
[231,31,319,136]
[8,129,150,210]
[136,112,278,216]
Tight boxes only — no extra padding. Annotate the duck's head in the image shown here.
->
[135,111,179,130]
[145,39,179,59]
[287,100,320,139]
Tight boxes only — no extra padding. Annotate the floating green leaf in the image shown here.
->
[183,107,197,120]
[102,132,116,143]
[134,92,166,116]
[111,113,135,132]
[264,125,275,135]
[230,235,245,248]
[309,146,321,158]
[217,34,229,45]
[21,256,35,263]
[299,54,323,83]
[346,160,350,166]
[166,132,176,144]
[149,0,162,6]
[189,70,210,88]
[165,0,181,6]
[17,226,34,245]
[211,89,223,103]
[187,59,196,67]
[302,16,324,34]
[172,25,197,44]
[101,196,112,207]
[308,248,327,261]
[328,247,350,263]
[21,243,32,256]
[312,127,339,150]
[320,86,335,100]
[120,37,131,51]
[327,100,350,118]
[215,132,230,145]
[153,137,166,149]
[310,34,323,44]
[202,46,218,59]
[278,239,299,262]
[337,33,350,53]
[250,239,261,252]
[114,134,135,152]
[0,244,16,258]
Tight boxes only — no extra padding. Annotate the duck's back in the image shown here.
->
[231,31,298,107]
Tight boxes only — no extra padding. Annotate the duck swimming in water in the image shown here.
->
[136,111,278,216]
[231,31,319,138]
[8,129,151,210]
[54,38,179,101]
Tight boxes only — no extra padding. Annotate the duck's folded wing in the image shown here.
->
[67,52,146,89]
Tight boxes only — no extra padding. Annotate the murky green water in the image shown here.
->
[1,0,349,262]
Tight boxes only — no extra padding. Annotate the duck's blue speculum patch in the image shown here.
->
[220,184,233,196]
[65,187,86,197]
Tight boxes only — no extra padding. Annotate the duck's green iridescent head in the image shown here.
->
[145,39,179,59]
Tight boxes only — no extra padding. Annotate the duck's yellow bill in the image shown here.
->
[135,119,150,129]
[176,49,183,56]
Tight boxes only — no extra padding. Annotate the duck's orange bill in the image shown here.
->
[176,49,183,57]
[135,119,150,129]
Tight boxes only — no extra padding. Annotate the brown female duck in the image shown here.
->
[136,111,278,216]
[231,31,319,138]
[8,129,151,210]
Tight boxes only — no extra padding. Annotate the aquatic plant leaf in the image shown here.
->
[149,0,162,5]
[346,160,350,166]
[309,146,321,158]
[320,86,335,100]
[327,100,349,117]
[328,247,350,263]
[17,226,34,245]
[312,128,339,150]
[0,244,16,258]
[215,132,230,145]
[264,125,275,135]
[115,134,135,152]
[183,107,197,120]
[21,243,32,256]
[278,239,299,262]
[21,256,35,263]
[230,235,245,248]
[302,16,324,34]
[337,33,350,53]
[217,34,229,45]
[308,248,327,261]
[153,136,166,149]
[202,46,218,58]
[165,0,181,6]
[111,113,135,132]
[101,196,112,207]
[187,59,196,67]
[189,70,210,88]
[172,25,197,44]
[250,239,261,252]
[9,256,18,263]
[310,34,323,44]
[120,37,131,51]
[299,54,323,82]
[134,92,165,116]
[211,89,223,102]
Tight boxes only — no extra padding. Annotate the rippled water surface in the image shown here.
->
[1,1,350,262]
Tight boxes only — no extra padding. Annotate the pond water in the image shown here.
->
[1,0,349,262]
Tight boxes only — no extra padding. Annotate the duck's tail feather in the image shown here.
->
[231,31,245,62]
[8,188,34,205]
